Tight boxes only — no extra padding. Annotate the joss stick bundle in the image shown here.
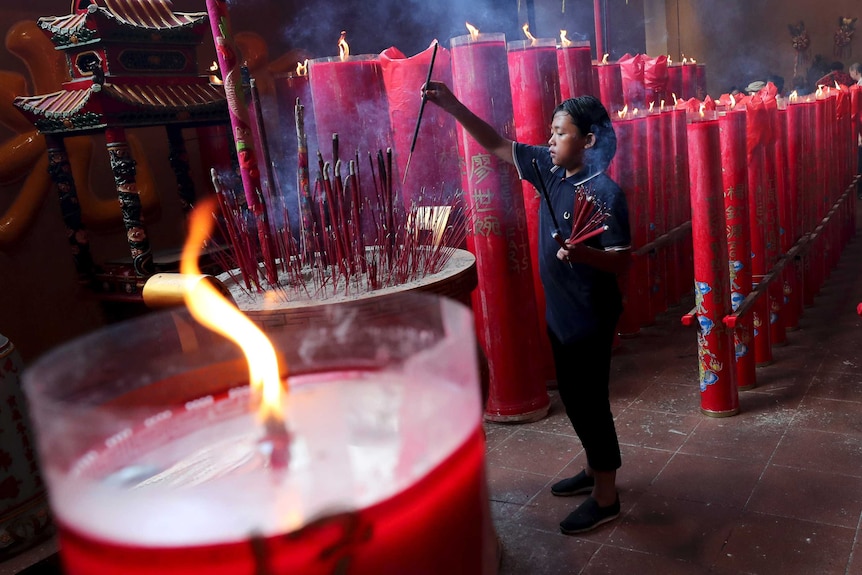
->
[208,100,469,302]
[567,186,609,245]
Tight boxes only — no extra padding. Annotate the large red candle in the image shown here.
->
[681,62,698,100]
[450,32,549,422]
[745,99,773,366]
[594,60,625,115]
[507,37,561,386]
[777,102,801,331]
[784,98,806,318]
[610,112,649,334]
[379,43,461,209]
[696,63,707,100]
[719,109,755,389]
[645,109,667,317]
[687,113,739,415]
[557,40,594,99]
[670,106,693,300]
[308,55,392,164]
[666,63,683,102]
[801,97,818,306]
[763,102,785,346]
[22,297,497,575]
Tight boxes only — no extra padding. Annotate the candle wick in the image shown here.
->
[261,414,291,471]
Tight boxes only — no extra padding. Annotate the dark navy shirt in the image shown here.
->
[513,142,631,344]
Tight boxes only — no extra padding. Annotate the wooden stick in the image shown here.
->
[402,41,439,184]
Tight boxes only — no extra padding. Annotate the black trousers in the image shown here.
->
[548,324,622,472]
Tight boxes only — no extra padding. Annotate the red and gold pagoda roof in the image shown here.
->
[39,0,208,47]
[14,81,227,134]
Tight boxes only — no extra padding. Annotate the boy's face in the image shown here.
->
[548,111,592,172]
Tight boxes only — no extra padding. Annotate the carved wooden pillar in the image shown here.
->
[166,125,197,214]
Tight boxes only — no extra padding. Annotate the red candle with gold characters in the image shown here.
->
[557,37,594,99]
[507,35,561,385]
[719,108,755,389]
[687,111,739,415]
[450,28,549,422]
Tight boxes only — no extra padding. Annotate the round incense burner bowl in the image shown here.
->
[222,248,478,331]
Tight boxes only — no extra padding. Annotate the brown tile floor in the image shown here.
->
[488,225,862,573]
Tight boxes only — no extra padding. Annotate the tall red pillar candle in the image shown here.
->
[610,112,649,334]
[801,97,818,307]
[784,98,806,322]
[696,63,707,100]
[667,63,683,102]
[507,36,561,386]
[777,102,801,330]
[659,106,679,306]
[594,60,625,115]
[719,109,756,389]
[745,100,773,366]
[645,109,667,317]
[557,40,594,99]
[687,113,739,415]
[450,32,549,422]
[681,62,698,100]
[379,44,461,209]
[670,106,693,299]
[763,103,785,346]
[308,55,392,165]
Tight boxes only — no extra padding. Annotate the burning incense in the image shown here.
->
[402,41,439,184]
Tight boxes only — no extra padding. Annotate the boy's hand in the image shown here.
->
[423,81,459,113]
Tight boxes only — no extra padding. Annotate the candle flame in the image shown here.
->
[209,61,223,85]
[682,56,688,65]
[835,81,841,90]
[601,53,609,64]
[730,93,737,107]
[699,102,706,117]
[816,85,824,97]
[667,55,673,65]
[181,197,285,427]
[649,101,655,112]
[660,99,666,109]
[560,29,571,47]
[466,22,479,40]
[522,23,537,45]
[295,59,308,77]
[672,93,678,105]
[788,90,798,102]
[338,30,349,61]
[617,104,629,119]
[690,57,697,64]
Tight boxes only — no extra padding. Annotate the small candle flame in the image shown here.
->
[601,53,609,64]
[672,93,678,105]
[180,198,285,429]
[649,101,655,112]
[730,93,737,108]
[835,80,841,90]
[338,30,349,61]
[660,99,666,109]
[690,57,697,64]
[682,56,688,65]
[699,102,706,117]
[617,104,628,119]
[667,55,673,65]
[209,61,223,85]
[816,85,824,97]
[560,29,571,47]
[788,90,798,102]
[295,59,308,77]
[466,22,480,41]
[522,23,537,45]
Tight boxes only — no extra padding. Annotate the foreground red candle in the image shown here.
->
[22,297,496,575]
[719,109,755,389]
[450,31,549,421]
[666,63,683,102]
[681,62,697,100]
[557,40,594,99]
[687,113,739,415]
[507,37,561,385]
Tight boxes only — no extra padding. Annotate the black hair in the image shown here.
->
[553,95,617,172]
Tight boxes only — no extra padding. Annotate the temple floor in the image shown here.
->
[488,206,862,574]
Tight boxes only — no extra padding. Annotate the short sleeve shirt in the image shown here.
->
[513,142,631,344]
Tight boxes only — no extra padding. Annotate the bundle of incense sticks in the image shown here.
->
[567,186,610,245]
[208,97,469,301]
